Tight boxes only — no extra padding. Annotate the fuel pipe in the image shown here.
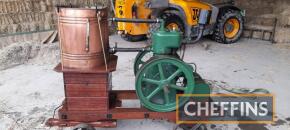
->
[109,43,150,54]
[109,18,162,24]
[109,47,150,53]
[108,18,162,54]
[109,18,165,31]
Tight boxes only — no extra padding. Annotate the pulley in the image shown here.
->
[135,56,195,112]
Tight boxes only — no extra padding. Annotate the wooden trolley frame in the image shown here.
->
[46,55,177,128]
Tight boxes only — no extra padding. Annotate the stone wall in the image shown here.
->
[0,0,56,35]
[0,0,289,43]
[273,0,290,43]
[235,0,290,43]
[0,0,108,36]
[0,0,109,48]
[235,0,276,16]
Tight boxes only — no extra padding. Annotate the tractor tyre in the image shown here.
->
[160,12,185,36]
[212,9,244,44]
[121,34,147,42]
[148,11,185,43]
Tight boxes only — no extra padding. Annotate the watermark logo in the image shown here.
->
[176,94,275,124]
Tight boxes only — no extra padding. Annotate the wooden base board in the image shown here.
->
[46,90,176,128]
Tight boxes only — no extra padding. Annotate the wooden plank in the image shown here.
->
[58,108,108,122]
[46,118,117,128]
[65,84,108,97]
[110,90,137,100]
[64,73,108,84]
[109,108,176,122]
[66,97,109,111]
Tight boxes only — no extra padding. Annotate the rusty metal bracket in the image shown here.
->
[144,113,150,119]
[107,114,112,119]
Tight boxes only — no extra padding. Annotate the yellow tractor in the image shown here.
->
[114,0,244,44]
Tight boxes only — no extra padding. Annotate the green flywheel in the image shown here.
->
[134,51,153,75]
[134,51,181,75]
[135,56,195,112]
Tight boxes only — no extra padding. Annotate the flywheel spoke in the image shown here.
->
[158,64,165,80]
[163,89,170,105]
[167,69,182,81]
[146,86,162,100]
[143,78,160,85]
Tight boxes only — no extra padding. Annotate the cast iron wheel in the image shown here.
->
[161,11,185,34]
[121,33,147,42]
[134,51,181,75]
[135,56,195,112]
[134,51,153,75]
[212,9,244,44]
[72,123,95,130]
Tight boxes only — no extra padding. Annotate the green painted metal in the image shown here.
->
[133,51,153,75]
[133,50,180,75]
[152,28,181,55]
[193,72,211,95]
[135,56,195,112]
[133,19,210,112]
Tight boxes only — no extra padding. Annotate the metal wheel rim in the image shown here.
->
[224,18,240,38]
[134,51,153,75]
[166,23,180,31]
[136,57,195,112]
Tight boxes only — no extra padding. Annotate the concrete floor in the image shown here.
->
[0,35,290,130]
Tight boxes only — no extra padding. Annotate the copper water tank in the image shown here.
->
[58,7,109,70]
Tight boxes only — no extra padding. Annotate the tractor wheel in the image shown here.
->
[160,11,185,35]
[135,56,195,112]
[121,33,147,42]
[212,9,244,44]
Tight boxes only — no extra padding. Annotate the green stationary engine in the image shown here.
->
[134,21,209,112]
[151,21,181,55]
[110,13,211,112]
